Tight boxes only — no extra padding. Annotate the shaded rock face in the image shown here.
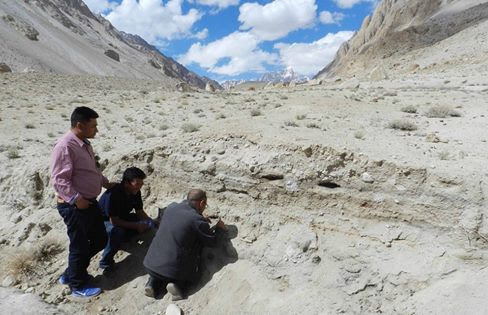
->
[315,0,488,78]
[0,63,12,73]
[205,82,216,92]
[104,49,120,62]
[2,15,39,40]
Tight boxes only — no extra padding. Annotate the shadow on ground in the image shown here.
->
[95,230,156,291]
[187,224,239,297]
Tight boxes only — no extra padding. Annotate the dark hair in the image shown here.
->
[187,189,206,202]
[71,106,99,128]
[122,167,146,184]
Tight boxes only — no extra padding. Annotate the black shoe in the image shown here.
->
[166,282,184,301]
[144,277,157,298]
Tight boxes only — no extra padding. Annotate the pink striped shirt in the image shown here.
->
[50,131,108,202]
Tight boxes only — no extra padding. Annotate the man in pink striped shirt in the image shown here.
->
[50,106,114,298]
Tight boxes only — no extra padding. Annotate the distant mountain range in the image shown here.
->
[258,66,308,83]
[220,66,308,90]
[0,0,221,89]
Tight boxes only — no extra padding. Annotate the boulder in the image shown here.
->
[148,59,161,69]
[104,49,120,62]
[0,63,12,73]
[369,66,388,81]
[176,82,193,93]
[205,82,216,92]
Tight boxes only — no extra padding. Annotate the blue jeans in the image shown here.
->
[99,214,138,268]
[57,201,107,290]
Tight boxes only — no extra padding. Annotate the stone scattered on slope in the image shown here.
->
[0,63,12,73]
[2,15,39,41]
[165,304,182,315]
[205,82,216,92]
[104,49,120,62]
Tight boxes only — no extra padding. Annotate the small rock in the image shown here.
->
[311,256,321,264]
[104,49,120,62]
[25,287,34,293]
[302,146,313,157]
[166,304,182,315]
[0,63,12,73]
[2,275,17,287]
[361,172,375,183]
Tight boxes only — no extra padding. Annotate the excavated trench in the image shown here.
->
[86,134,486,313]
[4,133,486,314]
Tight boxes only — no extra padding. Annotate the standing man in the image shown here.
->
[143,189,226,300]
[50,106,114,298]
[98,166,157,274]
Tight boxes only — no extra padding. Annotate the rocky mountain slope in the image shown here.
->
[316,0,488,79]
[0,0,220,89]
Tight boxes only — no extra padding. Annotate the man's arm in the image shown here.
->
[110,216,148,234]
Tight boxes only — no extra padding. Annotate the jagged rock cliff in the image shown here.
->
[0,0,220,89]
[316,0,488,79]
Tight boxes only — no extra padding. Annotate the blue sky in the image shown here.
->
[84,0,378,81]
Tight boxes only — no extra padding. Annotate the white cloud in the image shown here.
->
[191,0,240,9]
[83,0,117,13]
[178,32,278,76]
[105,0,203,43]
[195,28,209,40]
[274,31,354,76]
[238,0,317,41]
[319,11,345,24]
[334,0,377,9]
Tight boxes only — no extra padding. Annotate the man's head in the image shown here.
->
[71,106,99,139]
[122,167,146,195]
[187,189,207,214]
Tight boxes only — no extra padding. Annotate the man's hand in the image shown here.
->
[216,219,226,231]
[75,197,92,209]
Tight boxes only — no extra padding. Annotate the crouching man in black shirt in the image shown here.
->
[98,167,157,274]
[143,189,225,300]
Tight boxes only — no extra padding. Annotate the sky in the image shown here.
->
[83,0,379,81]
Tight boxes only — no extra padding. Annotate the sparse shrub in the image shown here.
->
[193,109,203,114]
[7,148,20,159]
[126,117,134,123]
[6,238,62,278]
[425,106,461,118]
[387,119,418,131]
[47,132,55,138]
[284,121,298,127]
[244,98,255,103]
[354,131,365,139]
[181,123,200,133]
[250,109,262,117]
[438,151,450,160]
[103,143,113,152]
[295,114,306,120]
[216,113,226,119]
[275,104,282,108]
[280,95,288,100]
[6,251,36,278]
[401,105,417,113]
[306,123,320,129]
[25,123,35,129]
[159,124,169,131]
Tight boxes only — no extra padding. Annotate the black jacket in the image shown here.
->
[143,200,217,281]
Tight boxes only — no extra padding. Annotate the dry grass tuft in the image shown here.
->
[425,106,461,118]
[6,238,62,279]
[401,105,417,113]
[387,119,418,131]
[181,123,200,133]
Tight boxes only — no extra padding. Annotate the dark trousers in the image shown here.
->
[99,213,138,268]
[57,201,107,290]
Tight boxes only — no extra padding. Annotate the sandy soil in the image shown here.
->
[0,70,487,314]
